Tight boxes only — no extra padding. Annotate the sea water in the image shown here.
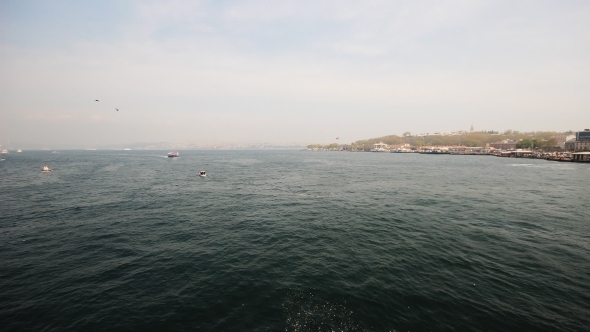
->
[1,150,589,331]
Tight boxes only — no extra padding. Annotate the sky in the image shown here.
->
[1,0,589,148]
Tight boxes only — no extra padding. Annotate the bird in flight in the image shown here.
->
[115,108,119,111]
[95,99,99,102]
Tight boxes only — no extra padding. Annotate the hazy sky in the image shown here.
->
[1,0,589,147]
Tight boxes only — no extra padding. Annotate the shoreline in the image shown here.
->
[303,148,590,163]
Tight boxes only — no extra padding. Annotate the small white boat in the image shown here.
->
[17,149,22,153]
[42,165,52,172]
[199,170,207,177]
[168,152,179,158]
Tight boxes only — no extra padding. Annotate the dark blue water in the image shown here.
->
[1,150,589,331]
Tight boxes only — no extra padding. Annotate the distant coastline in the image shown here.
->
[0,143,307,151]
[307,129,578,152]
[305,129,590,162]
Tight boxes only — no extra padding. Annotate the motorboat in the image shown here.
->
[42,165,52,172]
[168,152,179,158]
[199,170,207,177]
[17,149,22,153]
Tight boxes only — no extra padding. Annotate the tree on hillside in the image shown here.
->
[339,130,567,150]
[533,138,559,151]
[546,137,558,147]
[517,139,536,149]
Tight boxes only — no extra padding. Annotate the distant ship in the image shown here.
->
[17,149,22,153]
[419,149,450,155]
[42,165,52,172]
[1,149,8,154]
[168,152,179,158]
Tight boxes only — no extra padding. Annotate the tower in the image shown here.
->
[470,124,474,132]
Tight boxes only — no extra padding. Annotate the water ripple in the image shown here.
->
[1,151,589,331]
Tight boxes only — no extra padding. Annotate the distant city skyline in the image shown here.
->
[1,1,589,148]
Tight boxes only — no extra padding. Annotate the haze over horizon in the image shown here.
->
[1,0,589,148]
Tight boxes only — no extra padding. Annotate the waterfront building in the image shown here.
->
[371,142,389,152]
[565,129,590,151]
[388,143,411,149]
[488,140,518,150]
[496,150,533,158]
[576,129,590,141]
[511,150,533,157]
[572,152,590,162]
[575,141,590,151]
[553,134,576,149]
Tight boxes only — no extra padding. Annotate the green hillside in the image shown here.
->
[308,130,570,151]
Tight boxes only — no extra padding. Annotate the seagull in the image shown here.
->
[95,100,99,102]
[116,108,119,111]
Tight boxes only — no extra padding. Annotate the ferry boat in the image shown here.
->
[1,149,8,154]
[199,170,207,177]
[391,148,413,153]
[370,142,389,152]
[42,165,52,172]
[168,152,179,158]
[420,148,450,154]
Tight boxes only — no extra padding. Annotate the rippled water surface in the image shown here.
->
[1,150,589,331]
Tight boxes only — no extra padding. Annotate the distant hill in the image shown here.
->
[309,130,570,151]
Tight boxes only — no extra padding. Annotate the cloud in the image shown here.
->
[90,114,104,121]
[330,42,387,57]
[26,113,74,121]
[136,0,204,20]
[2,0,590,146]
